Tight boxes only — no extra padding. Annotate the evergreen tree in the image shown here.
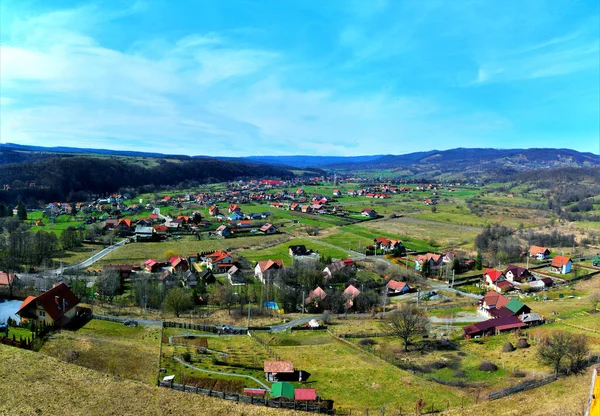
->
[17,201,27,221]
[0,204,5,217]
[475,252,483,270]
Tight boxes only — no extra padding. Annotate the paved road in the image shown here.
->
[54,239,129,274]
[174,356,271,391]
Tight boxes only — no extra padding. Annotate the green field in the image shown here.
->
[240,237,350,265]
[96,234,290,266]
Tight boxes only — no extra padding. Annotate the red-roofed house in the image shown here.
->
[344,284,361,299]
[16,283,80,327]
[529,245,550,260]
[484,269,512,293]
[0,272,18,290]
[264,361,294,382]
[170,256,189,272]
[415,253,442,272]
[361,208,377,218]
[479,291,510,317]
[209,205,219,216]
[260,223,277,234]
[387,280,411,295]
[551,256,572,274]
[322,259,354,279]
[305,286,327,306]
[254,259,284,283]
[228,204,241,214]
[332,189,341,196]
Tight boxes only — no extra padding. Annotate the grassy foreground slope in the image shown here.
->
[0,345,298,416]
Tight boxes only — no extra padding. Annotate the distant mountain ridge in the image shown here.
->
[1,143,597,180]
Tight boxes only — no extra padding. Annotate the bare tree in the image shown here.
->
[589,291,600,312]
[566,333,589,373]
[163,287,193,318]
[96,270,121,301]
[214,284,236,315]
[537,331,571,375]
[388,303,429,351]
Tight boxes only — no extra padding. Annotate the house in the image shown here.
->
[237,220,253,228]
[203,250,232,266]
[333,189,341,196]
[197,268,216,284]
[505,299,531,316]
[289,203,300,211]
[415,253,443,272]
[264,361,295,382]
[322,259,354,279]
[520,312,543,327]
[289,245,312,257]
[260,223,277,234]
[254,259,284,283]
[135,225,155,241]
[0,272,18,289]
[102,265,133,280]
[484,268,513,293]
[227,265,246,285]
[209,205,219,216]
[228,204,241,214]
[343,285,361,308]
[551,256,572,274]
[215,225,231,237]
[104,219,119,229]
[170,256,189,272]
[479,291,510,317]
[374,237,404,253]
[16,283,80,327]
[529,246,550,260]
[463,315,525,338]
[387,280,411,296]
[503,265,533,283]
[347,189,357,196]
[294,388,317,401]
[361,208,377,218]
[300,205,313,213]
[305,286,327,305]
[228,212,244,221]
[144,259,163,273]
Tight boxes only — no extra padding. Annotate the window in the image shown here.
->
[39,311,46,318]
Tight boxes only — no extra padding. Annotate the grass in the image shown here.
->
[39,319,161,384]
[95,234,289,267]
[268,331,471,412]
[240,238,350,265]
[5,326,33,341]
[0,344,300,416]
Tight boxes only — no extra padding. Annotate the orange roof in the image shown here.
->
[387,280,408,291]
[551,256,571,267]
[264,361,294,373]
[482,291,510,308]
[343,284,361,298]
[529,245,549,254]
[18,296,36,312]
[0,272,16,286]
[257,259,284,272]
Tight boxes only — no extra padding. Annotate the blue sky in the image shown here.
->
[1,0,599,156]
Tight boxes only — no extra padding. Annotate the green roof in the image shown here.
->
[505,299,526,313]
[270,382,295,399]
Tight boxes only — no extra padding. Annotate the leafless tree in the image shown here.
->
[537,331,571,375]
[388,303,429,351]
[96,269,121,301]
[589,291,600,312]
[566,333,589,373]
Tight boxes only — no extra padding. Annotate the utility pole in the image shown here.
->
[451,270,455,288]
[417,287,421,307]
[247,297,251,329]
[302,289,305,314]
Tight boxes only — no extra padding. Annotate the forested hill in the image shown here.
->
[0,155,293,203]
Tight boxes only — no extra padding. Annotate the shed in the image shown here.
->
[271,382,295,399]
[294,388,317,401]
[505,299,531,316]
[264,361,294,382]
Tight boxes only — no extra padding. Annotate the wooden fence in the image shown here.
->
[163,320,248,335]
[158,381,334,414]
[488,375,557,400]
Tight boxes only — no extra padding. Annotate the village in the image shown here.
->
[1,176,599,415]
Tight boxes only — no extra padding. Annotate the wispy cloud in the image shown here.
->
[0,1,598,155]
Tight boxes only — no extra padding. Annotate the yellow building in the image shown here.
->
[17,283,80,327]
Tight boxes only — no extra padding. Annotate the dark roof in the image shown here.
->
[504,265,531,279]
[17,283,79,321]
[489,307,515,319]
[463,315,524,336]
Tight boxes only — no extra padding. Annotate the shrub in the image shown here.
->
[502,342,516,352]
[182,352,191,363]
[453,370,467,378]
[478,361,498,372]
[457,351,467,357]
[516,338,530,349]
[511,370,526,378]
[359,338,377,347]
[429,361,448,370]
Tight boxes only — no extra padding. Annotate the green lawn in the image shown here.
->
[240,238,349,265]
